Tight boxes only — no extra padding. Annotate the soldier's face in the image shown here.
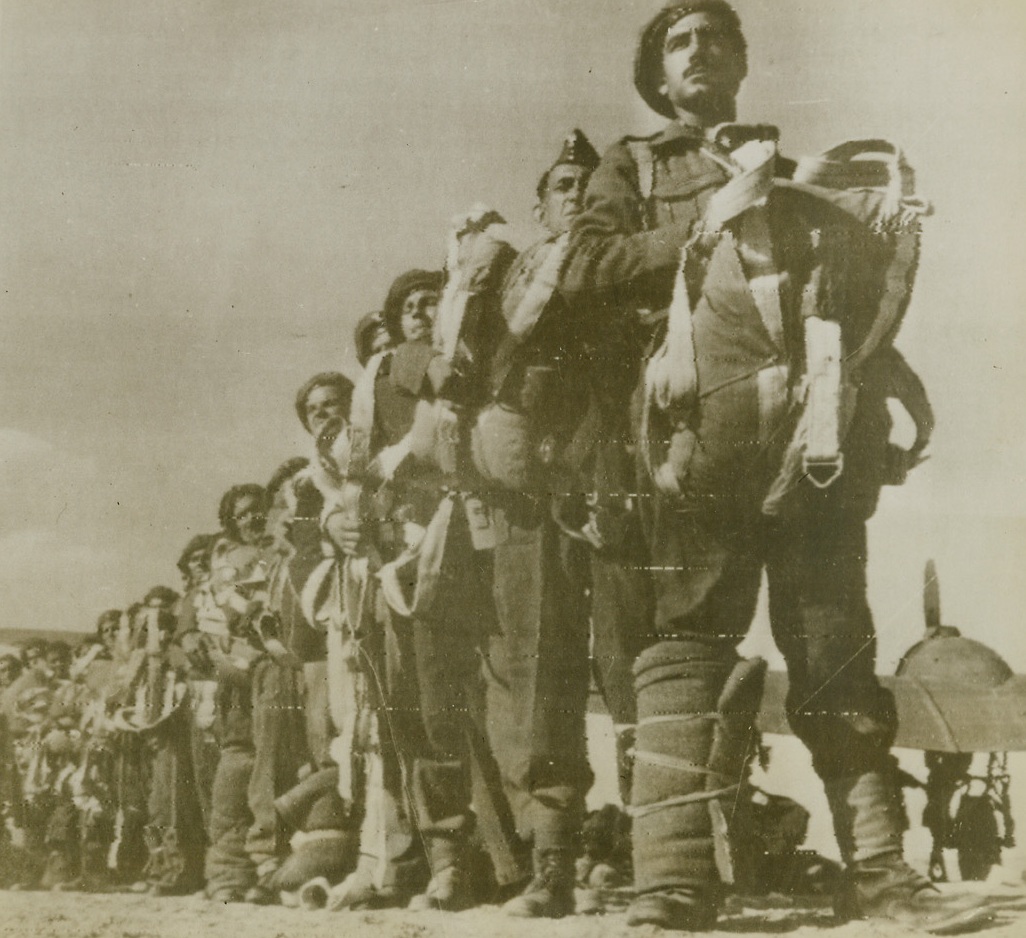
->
[25,648,49,678]
[659,12,744,117]
[400,289,437,342]
[46,650,70,680]
[536,164,590,236]
[99,618,120,650]
[185,550,208,586]
[304,384,349,440]
[231,493,266,546]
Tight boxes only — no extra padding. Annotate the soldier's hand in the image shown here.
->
[324,509,367,558]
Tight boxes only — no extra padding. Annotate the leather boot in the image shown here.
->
[503,848,576,918]
[826,767,998,935]
[408,834,475,912]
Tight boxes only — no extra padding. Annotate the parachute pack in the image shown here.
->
[630,129,934,515]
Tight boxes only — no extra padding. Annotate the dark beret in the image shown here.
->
[217,483,266,536]
[382,269,444,343]
[175,533,218,577]
[265,457,310,502]
[635,0,747,119]
[144,585,180,609]
[294,372,355,431]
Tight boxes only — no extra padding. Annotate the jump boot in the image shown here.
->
[826,763,1000,935]
[625,643,766,931]
[503,845,577,918]
[408,833,476,911]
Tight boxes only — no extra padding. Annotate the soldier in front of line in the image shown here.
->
[560,2,997,933]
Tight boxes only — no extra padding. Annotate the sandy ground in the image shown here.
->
[1,886,1026,938]
[5,725,1026,937]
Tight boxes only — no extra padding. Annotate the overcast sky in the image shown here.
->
[0,0,1023,673]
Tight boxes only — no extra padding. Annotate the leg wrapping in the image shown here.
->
[824,762,905,867]
[630,642,764,894]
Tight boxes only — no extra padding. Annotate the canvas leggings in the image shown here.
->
[630,487,898,896]
[643,487,897,779]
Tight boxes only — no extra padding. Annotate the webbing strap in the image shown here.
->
[434,286,471,363]
[300,556,344,633]
[737,211,784,351]
[290,828,351,851]
[436,207,478,359]
[639,134,781,495]
[802,315,845,488]
[504,233,569,340]
[644,250,699,414]
[325,627,364,803]
[375,493,454,619]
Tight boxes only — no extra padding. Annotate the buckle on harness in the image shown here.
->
[803,453,844,489]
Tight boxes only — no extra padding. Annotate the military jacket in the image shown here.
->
[562,121,731,313]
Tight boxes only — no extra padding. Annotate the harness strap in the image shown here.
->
[802,314,845,488]
[644,250,699,414]
[489,233,571,399]
[375,493,454,619]
[736,212,784,351]
[504,233,569,340]
[637,133,781,494]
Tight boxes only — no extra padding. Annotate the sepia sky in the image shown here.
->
[0,0,1024,673]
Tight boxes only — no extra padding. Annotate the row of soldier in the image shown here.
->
[0,122,639,913]
[0,2,1015,934]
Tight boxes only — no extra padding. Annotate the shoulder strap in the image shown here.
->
[490,235,570,396]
